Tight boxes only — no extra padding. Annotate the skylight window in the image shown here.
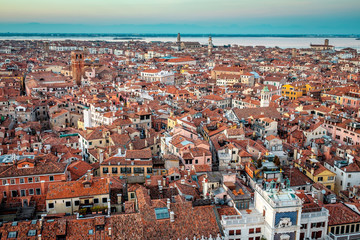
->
[28,230,37,236]
[155,207,169,220]
[8,232,17,238]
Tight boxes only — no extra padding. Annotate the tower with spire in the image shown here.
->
[208,35,213,55]
[260,86,270,107]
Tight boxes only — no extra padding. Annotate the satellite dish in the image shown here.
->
[321,190,326,194]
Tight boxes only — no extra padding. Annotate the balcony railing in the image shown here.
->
[221,214,264,226]
[301,208,329,219]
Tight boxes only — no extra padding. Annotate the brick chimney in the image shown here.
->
[40,180,45,195]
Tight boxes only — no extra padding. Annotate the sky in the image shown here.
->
[0,0,359,34]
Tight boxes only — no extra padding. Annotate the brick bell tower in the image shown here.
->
[71,50,85,86]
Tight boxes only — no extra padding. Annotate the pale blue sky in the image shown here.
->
[0,0,359,33]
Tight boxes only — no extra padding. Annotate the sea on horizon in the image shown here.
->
[0,36,359,50]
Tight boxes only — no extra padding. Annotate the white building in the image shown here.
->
[221,183,314,240]
[140,69,175,85]
[324,159,360,194]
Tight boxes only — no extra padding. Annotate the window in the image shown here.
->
[10,179,15,184]
[134,167,144,174]
[229,230,234,236]
[36,188,41,195]
[236,230,241,235]
[94,198,99,204]
[20,189,26,197]
[256,228,261,233]
[155,207,169,220]
[147,167,152,174]
[11,190,18,197]
[20,178,25,184]
[121,167,131,174]
[89,141,92,146]
[48,203,54,209]
[28,177,33,183]
[2,180,7,185]
[74,200,80,206]
[65,201,71,207]
[3,191,7,198]
[8,232,17,238]
[28,230,37,236]
[130,192,136,199]
[102,197,108,203]
[103,167,109,174]
[317,177,323,181]
[35,177,40,182]
[249,228,254,234]
[112,167,118,174]
[328,176,334,181]
[49,176,54,181]
[89,229,94,235]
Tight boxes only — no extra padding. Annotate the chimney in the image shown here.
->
[170,211,175,222]
[108,227,112,236]
[40,180,45,195]
[107,199,111,217]
[163,176,167,186]
[167,198,171,209]
[145,139,148,148]
[99,150,104,163]
[202,177,208,198]
[117,194,122,204]
[181,179,185,184]
[87,170,92,181]
[129,143,134,150]
[38,235,42,240]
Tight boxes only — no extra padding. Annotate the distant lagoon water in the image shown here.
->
[0,36,359,50]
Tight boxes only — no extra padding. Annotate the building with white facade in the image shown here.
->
[140,69,174,85]
[221,180,329,240]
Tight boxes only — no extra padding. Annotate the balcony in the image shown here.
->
[329,232,360,240]
[255,185,302,208]
[301,207,329,219]
[221,212,263,226]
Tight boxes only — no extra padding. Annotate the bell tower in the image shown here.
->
[71,50,85,86]
[260,86,270,107]
[208,35,213,55]
[177,33,181,44]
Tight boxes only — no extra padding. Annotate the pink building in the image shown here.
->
[341,89,360,109]
[323,118,360,145]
